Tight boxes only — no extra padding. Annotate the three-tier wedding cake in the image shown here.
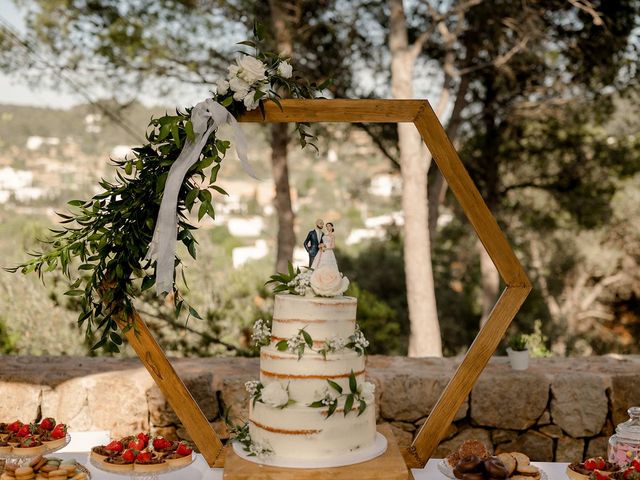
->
[239,235,382,465]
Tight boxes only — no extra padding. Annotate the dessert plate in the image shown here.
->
[0,434,71,461]
[437,459,549,480]
[232,431,387,468]
[89,454,196,479]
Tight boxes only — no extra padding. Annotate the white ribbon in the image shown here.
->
[146,98,258,295]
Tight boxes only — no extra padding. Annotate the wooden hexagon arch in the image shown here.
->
[119,99,532,470]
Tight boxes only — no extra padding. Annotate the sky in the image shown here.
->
[0,0,86,108]
[0,0,201,109]
[0,0,443,110]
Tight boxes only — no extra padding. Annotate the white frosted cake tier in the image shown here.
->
[272,294,357,342]
[260,346,366,403]
[249,399,376,460]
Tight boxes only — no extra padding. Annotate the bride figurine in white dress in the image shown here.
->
[311,222,338,269]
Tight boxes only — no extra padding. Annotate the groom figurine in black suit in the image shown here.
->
[303,218,324,267]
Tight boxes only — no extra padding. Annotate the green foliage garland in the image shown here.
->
[7,25,327,352]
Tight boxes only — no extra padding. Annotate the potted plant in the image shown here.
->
[506,334,529,370]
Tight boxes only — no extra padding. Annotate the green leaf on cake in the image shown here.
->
[344,394,354,416]
[358,399,367,416]
[308,400,324,408]
[276,340,288,351]
[349,371,357,394]
[327,401,337,418]
[301,329,313,348]
[327,379,343,394]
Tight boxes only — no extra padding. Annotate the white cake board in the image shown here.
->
[231,432,387,469]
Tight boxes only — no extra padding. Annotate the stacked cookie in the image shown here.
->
[0,456,88,480]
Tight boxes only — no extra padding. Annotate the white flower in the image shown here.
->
[227,64,240,77]
[310,265,349,297]
[277,60,293,79]
[243,90,261,111]
[236,55,266,84]
[261,382,289,408]
[248,440,272,457]
[251,319,271,347]
[358,381,375,403]
[245,380,261,396]
[285,331,304,354]
[327,335,346,352]
[229,77,250,100]
[216,79,230,96]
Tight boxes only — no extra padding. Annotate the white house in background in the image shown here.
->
[232,240,268,268]
[0,167,33,190]
[369,173,402,197]
[111,145,135,160]
[227,216,264,237]
[25,136,60,151]
[85,113,102,134]
[14,187,46,202]
[346,228,385,246]
[364,211,404,228]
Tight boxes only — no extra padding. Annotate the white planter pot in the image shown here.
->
[507,347,529,370]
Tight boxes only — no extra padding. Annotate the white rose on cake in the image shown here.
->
[310,265,349,297]
[260,381,289,408]
[358,381,375,403]
[236,55,267,83]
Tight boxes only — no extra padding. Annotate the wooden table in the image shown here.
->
[53,452,569,479]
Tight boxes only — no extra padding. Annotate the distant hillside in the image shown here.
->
[0,101,168,155]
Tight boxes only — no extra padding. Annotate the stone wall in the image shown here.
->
[0,355,638,461]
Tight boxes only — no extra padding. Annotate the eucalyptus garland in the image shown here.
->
[8,25,328,352]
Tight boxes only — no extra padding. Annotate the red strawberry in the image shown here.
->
[122,449,137,463]
[594,471,609,480]
[7,421,23,433]
[596,457,606,470]
[136,451,153,463]
[137,432,149,447]
[128,438,145,451]
[106,440,124,453]
[633,459,640,472]
[175,443,193,456]
[584,459,598,471]
[39,417,56,431]
[623,468,634,480]
[16,424,31,437]
[152,437,172,451]
[51,424,67,440]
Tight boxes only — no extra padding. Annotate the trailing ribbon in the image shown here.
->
[146,98,258,295]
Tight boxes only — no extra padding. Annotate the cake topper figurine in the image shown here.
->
[303,218,325,267]
[311,222,337,270]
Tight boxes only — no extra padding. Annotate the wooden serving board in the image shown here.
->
[223,424,409,480]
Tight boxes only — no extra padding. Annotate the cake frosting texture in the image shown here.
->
[247,293,376,460]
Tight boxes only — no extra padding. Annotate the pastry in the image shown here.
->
[0,440,11,454]
[41,424,67,449]
[133,452,168,473]
[102,453,135,473]
[497,453,517,476]
[567,457,620,480]
[90,445,113,462]
[13,436,45,456]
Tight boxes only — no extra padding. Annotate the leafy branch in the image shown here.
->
[6,27,325,353]
[308,371,368,419]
